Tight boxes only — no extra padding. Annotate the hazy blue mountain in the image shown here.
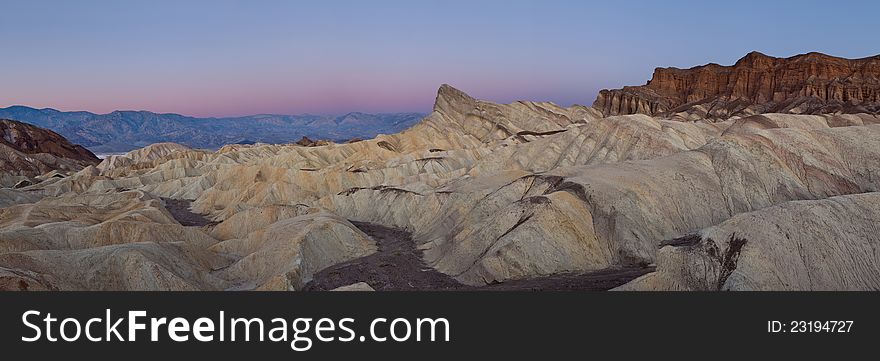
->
[0,106,426,152]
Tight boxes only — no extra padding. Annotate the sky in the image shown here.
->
[1,0,878,117]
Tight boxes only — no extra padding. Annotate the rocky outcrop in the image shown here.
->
[294,136,331,147]
[331,282,375,291]
[0,190,227,291]
[95,142,194,174]
[210,208,377,291]
[617,192,880,291]
[594,52,880,119]
[0,242,224,291]
[322,122,880,285]
[0,191,374,291]
[0,119,99,186]
[1,119,98,161]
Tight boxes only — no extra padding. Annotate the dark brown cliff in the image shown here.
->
[593,51,880,119]
[1,119,99,162]
[1,119,99,183]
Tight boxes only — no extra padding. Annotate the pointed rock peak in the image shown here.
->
[735,51,777,67]
[745,50,769,57]
[794,51,843,62]
[433,84,476,113]
[438,83,467,97]
[803,51,829,57]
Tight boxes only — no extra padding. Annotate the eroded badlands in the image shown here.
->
[2,84,879,291]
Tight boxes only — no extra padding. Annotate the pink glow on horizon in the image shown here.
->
[3,1,876,118]
[1,71,602,117]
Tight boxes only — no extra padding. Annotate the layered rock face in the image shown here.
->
[594,52,880,119]
[2,83,879,291]
[0,119,99,187]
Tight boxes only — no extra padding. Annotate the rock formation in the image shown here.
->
[0,119,99,187]
[96,142,196,174]
[616,192,880,291]
[594,52,880,119]
[1,119,98,161]
[294,136,331,147]
[331,282,375,291]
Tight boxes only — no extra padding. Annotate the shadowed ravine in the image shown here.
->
[303,222,465,291]
[162,198,653,291]
[303,221,654,291]
[162,198,217,227]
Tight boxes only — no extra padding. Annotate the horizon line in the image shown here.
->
[0,104,433,119]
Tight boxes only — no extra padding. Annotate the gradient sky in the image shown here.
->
[1,0,878,117]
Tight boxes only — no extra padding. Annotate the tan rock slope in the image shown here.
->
[2,81,879,291]
[322,119,880,285]
[96,142,195,174]
[594,52,880,119]
[616,192,880,291]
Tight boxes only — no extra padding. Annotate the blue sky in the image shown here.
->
[1,0,877,116]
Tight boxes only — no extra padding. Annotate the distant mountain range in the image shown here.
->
[0,106,426,152]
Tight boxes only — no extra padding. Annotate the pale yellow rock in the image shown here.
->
[96,142,195,174]
[0,242,226,291]
[616,192,880,291]
[0,190,218,253]
[210,210,376,291]
[320,123,880,285]
[331,282,375,291]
